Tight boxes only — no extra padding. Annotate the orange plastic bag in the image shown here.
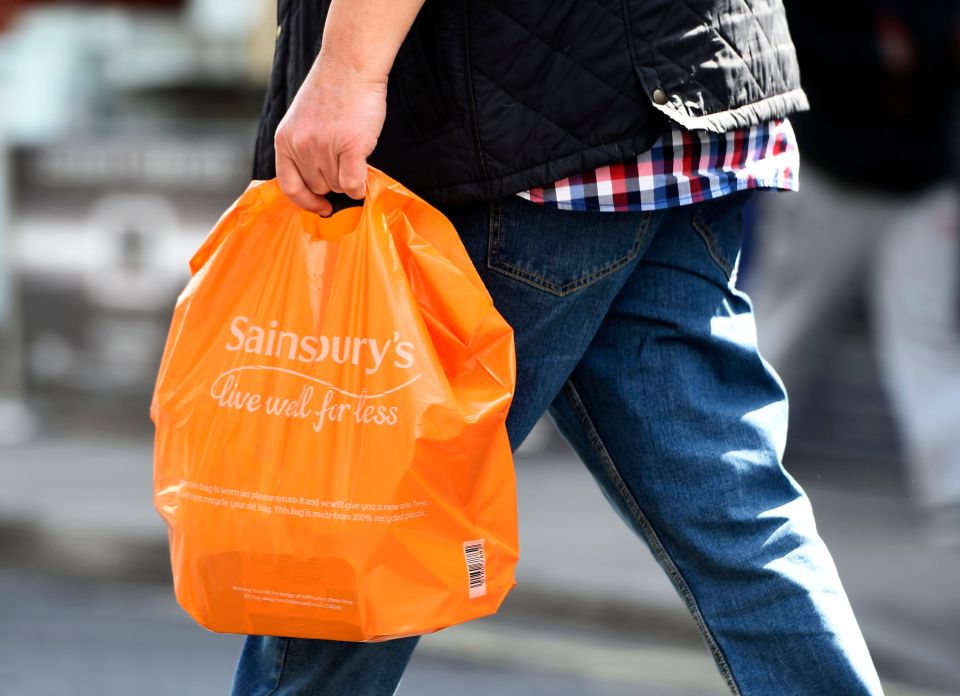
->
[151,168,518,642]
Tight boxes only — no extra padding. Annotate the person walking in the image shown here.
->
[744,0,960,547]
[232,1,886,694]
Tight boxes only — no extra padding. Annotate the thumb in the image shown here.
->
[338,151,368,200]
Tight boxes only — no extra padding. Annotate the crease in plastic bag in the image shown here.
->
[151,167,518,641]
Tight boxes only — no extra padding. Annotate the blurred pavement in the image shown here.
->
[1,394,958,695]
[0,566,724,696]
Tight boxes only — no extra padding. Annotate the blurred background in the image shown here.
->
[0,1,957,694]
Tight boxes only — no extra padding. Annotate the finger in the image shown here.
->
[318,148,343,194]
[300,166,332,198]
[338,151,367,200]
[276,153,332,216]
[305,169,337,218]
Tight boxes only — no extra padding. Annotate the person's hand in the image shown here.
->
[274,57,388,215]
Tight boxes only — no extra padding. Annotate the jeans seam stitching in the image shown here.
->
[264,638,291,696]
[691,208,734,279]
[561,379,744,696]
[488,214,653,296]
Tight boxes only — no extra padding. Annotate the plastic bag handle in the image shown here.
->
[326,191,365,214]
[189,168,393,275]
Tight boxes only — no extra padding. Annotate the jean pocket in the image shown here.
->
[487,198,656,297]
[690,191,752,282]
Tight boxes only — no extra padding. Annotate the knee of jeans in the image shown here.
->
[688,477,821,572]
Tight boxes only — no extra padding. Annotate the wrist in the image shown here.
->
[314,45,391,86]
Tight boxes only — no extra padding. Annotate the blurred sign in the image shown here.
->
[2,0,186,29]
[10,129,254,395]
[21,136,250,192]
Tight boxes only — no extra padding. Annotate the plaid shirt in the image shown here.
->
[517,119,798,212]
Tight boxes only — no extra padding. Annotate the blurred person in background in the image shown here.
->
[230,0,886,694]
[745,0,960,547]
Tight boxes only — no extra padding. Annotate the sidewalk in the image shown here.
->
[1,419,958,694]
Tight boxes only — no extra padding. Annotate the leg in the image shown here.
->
[232,636,421,696]
[871,185,960,515]
[745,165,874,388]
[233,197,668,695]
[548,193,884,695]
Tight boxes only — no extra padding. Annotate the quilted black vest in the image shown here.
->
[253,0,808,205]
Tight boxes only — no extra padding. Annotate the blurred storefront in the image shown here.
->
[0,0,275,397]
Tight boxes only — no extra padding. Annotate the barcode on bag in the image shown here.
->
[463,539,487,599]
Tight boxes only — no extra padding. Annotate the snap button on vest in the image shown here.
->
[652,89,668,105]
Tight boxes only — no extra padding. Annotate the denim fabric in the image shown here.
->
[231,193,884,696]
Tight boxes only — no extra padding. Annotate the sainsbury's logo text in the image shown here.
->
[225,316,415,375]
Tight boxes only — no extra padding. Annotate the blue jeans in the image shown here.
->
[232,192,884,696]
